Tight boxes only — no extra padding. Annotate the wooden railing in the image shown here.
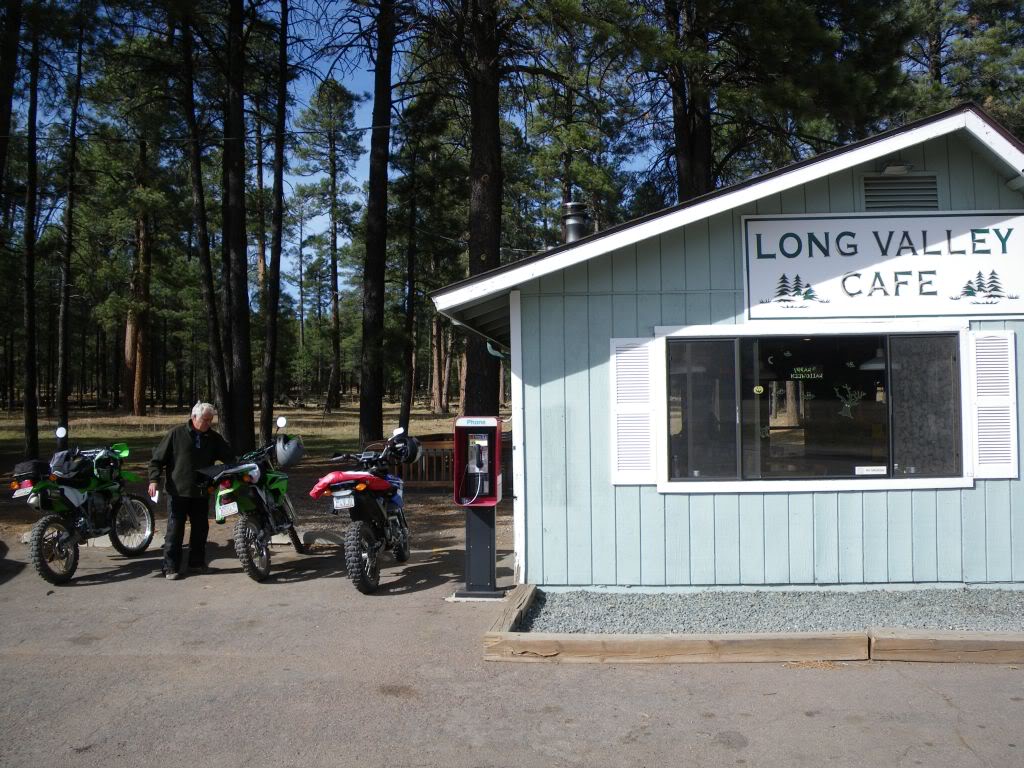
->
[395,433,513,493]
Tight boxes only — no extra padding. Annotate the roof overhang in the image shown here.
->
[432,105,1024,345]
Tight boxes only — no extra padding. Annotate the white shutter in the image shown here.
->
[971,331,1018,479]
[610,338,657,484]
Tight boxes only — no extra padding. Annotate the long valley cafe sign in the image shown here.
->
[744,212,1024,319]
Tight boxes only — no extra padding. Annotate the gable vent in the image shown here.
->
[863,174,939,210]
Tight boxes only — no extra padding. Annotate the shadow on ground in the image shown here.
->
[0,540,25,586]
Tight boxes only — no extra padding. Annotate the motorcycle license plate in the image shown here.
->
[333,495,354,510]
[12,488,33,498]
[218,501,239,517]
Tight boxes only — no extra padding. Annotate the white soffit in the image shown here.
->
[433,108,1024,315]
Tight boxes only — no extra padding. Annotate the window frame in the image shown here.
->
[651,319,976,494]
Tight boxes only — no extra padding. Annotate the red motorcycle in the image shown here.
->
[308,428,421,593]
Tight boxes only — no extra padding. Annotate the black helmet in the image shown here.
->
[395,436,422,464]
[274,434,305,469]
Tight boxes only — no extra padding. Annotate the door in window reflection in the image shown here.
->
[741,336,889,479]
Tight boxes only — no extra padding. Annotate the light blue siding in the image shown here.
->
[739,495,766,584]
[911,491,938,582]
[714,495,740,584]
[813,493,839,583]
[887,491,913,582]
[789,495,814,583]
[563,295,592,585]
[838,494,863,583]
[518,133,1024,586]
[689,496,715,584]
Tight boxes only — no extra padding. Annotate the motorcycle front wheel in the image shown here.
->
[29,514,79,585]
[109,495,155,556]
[233,515,271,582]
[392,529,410,563]
[344,520,380,594]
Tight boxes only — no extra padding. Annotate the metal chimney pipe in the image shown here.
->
[562,201,589,244]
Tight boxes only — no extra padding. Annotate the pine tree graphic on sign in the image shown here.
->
[791,275,804,297]
[987,270,1004,297]
[803,283,818,301]
[976,271,988,294]
[775,274,792,298]
[961,280,976,297]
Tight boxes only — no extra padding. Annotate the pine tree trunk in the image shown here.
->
[124,141,152,417]
[259,0,288,444]
[462,0,501,417]
[430,314,443,414]
[359,0,394,445]
[180,16,229,421]
[442,327,454,413]
[399,145,418,431]
[254,94,267,307]
[665,0,713,202]
[0,0,23,208]
[56,16,84,445]
[326,133,341,411]
[22,20,40,457]
[225,0,254,451]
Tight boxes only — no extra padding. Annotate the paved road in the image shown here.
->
[0,512,1022,768]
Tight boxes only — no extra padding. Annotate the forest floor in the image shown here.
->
[0,401,504,461]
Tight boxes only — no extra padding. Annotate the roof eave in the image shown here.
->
[433,104,1024,319]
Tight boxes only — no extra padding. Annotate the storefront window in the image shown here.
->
[666,334,961,481]
[667,340,738,479]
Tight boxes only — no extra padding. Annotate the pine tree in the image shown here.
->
[962,281,976,297]
[791,275,805,296]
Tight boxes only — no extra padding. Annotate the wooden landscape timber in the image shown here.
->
[483,585,1024,664]
[484,629,869,664]
[869,628,1024,663]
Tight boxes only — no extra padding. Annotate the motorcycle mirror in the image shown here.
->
[55,426,67,439]
[392,427,405,438]
[276,416,287,429]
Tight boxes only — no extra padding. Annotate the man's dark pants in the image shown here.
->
[163,495,210,573]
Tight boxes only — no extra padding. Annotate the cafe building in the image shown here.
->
[432,104,1024,588]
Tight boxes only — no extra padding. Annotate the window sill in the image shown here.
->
[655,476,976,494]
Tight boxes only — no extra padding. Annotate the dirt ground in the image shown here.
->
[0,459,514,555]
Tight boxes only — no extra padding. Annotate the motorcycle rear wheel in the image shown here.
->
[109,495,155,556]
[233,515,271,582]
[344,521,380,594]
[29,514,79,585]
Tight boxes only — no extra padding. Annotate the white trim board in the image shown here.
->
[433,108,1024,315]
[508,290,527,583]
[648,319,983,494]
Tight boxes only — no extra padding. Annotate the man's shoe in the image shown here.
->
[165,572,182,580]
[189,564,211,574]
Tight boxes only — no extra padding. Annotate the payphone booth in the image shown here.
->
[453,417,504,598]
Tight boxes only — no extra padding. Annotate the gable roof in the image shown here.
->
[432,103,1024,348]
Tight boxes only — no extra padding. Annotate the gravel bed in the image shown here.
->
[521,588,1024,634]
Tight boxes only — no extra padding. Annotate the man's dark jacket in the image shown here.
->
[148,422,234,498]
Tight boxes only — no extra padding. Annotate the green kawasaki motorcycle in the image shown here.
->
[11,427,156,585]
[201,417,305,582]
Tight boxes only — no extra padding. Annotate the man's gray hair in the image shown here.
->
[191,401,216,421]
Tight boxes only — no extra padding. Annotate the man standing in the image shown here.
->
[148,402,234,579]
